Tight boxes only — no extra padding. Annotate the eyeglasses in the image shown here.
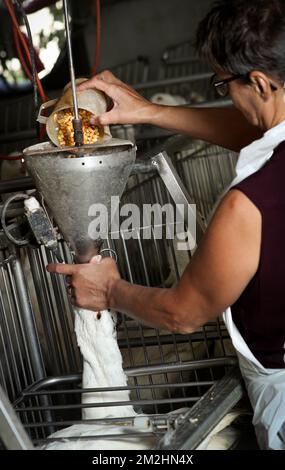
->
[211,73,278,97]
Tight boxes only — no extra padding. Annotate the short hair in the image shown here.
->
[196,0,285,82]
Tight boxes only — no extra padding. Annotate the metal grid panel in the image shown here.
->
[134,73,215,104]
[107,57,150,85]
[0,244,82,403]
[0,95,38,155]
[170,139,238,220]
[162,39,198,61]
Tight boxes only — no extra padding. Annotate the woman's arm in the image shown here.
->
[47,189,262,332]
[149,106,262,152]
[78,71,262,152]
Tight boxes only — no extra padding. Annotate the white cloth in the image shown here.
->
[222,119,285,450]
[45,309,142,450]
[74,308,136,420]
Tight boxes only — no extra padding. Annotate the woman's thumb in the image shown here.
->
[90,113,111,126]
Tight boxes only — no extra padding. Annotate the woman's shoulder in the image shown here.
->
[232,141,285,210]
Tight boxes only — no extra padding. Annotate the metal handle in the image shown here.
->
[36,99,57,124]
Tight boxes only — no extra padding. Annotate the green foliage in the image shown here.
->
[38,2,65,51]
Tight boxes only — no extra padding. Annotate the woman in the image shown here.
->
[48,0,285,449]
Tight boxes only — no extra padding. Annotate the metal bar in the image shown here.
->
[15,356,237,392]
[134,73,213,91]
[0,130,37,143]
[22,414,174,429]
[156,367,244,450]
[9,248,46,382]
[63,0,83,146]
[16,396,199,413]
[0,385,33,450]
[0,177,34,195]
[8,248,55,433]
[162,56,207,65]
[23,381,214,396]
[13,356,236,401]
[36,432,157,444]
[125,357,237,377]
[191,99,232,108]
[152,151,206,243]
[63,0,79,121]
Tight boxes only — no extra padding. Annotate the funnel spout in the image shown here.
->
[74,239,103,264]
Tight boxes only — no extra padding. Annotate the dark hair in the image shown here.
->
[196,0,285,82]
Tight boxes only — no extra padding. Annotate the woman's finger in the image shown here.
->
[90,110,118,126]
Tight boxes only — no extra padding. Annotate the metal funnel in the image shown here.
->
[24,139,136,262]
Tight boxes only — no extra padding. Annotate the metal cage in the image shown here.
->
[0,135,246,450]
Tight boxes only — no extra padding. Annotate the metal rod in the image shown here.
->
[0,177,34,195]
[23,413,179,429]
[63,0,79,121]
[0,385,33,450]
[8,247,55,433]
[134,72,213,90]
[62,0,83,146]
[35,432,157,444]
[152,151,207,243]
[9,248,45,382]
[16,396,199,413]
[23,381,214,396]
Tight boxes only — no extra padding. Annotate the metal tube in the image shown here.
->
[134,72,213,90]
[8,248,55,433]
[0,177,34,195]
[0,385,33,450]
[62,0,83,146]
[9,248,45,382]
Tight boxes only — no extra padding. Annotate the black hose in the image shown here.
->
[14,0,39,118]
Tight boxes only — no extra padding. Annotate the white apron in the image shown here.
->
[219,119,285,450]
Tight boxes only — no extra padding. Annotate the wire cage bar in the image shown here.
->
[0,94,38,155]
[106,56,150,85]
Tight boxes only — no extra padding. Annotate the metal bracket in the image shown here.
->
[25,201,58,251]
[156,367,244,450]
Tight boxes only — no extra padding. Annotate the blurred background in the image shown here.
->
[0,0,217,155]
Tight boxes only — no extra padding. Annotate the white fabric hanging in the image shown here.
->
[221,119,285,450]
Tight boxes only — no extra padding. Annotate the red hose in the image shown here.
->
[0,154,23,161]
[4,0,48,103]
[12,23,33,81]
[92,0,101,75]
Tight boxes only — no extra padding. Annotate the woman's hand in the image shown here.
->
[77,70,156,126]
[47,255,121,311]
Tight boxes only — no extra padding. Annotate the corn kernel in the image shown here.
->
[55,108,101,147]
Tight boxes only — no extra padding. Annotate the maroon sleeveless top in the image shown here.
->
[231,140,285,369]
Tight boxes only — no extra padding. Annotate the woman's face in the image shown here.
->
[228,78,261,127]
[215,70,283,130]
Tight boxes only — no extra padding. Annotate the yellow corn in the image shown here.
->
[55,109,100,147]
